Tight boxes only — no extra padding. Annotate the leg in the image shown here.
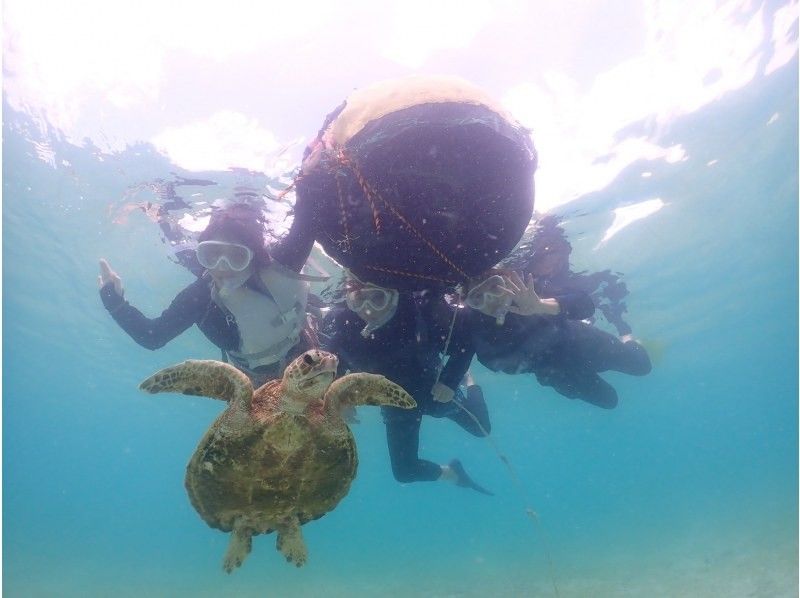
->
[383,408,442,483]
[535,367,618,409]
[276,515,307,567]
[565,321,651,375]
[444,385,491,437]
[223,521,253,573]
[463,370,476,386]
[613,338,652,375]
[441,459,493,495]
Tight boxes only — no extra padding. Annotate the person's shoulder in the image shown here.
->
[323,303,356,326]
[187,273,212,289]
[176,274,213,299]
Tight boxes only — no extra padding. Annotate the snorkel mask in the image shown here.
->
[465,274,513,325]
[196,241,254,271]
[344,272,399,337]
[197,241,255,292]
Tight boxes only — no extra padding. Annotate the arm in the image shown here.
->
[269,192,317,273]
[99,274,210,350]
[597,301,633,336]
[552,291,595,320]
[438,347,474,392]
[508,272,595,320]
[320,307,357,374]
[434,311,475,397]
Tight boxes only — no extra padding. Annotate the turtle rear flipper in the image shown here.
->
[223,522,253,574]
[140,360,253,410]
[276,515,307,567]
[324,373,416,413]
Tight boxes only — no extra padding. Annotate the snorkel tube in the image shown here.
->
[344,270,400,337]
[492,294,512,326]
[465,274,513,325]
[358,291,399,338]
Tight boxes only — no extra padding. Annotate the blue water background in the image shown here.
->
[3,60,797,595]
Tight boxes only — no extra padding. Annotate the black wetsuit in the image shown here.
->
[528,320,651,407]
[533,270,633,336]
[321,294,488,483]
[456,290,650,409]
[99,205,316,383]
[101,273,240,351]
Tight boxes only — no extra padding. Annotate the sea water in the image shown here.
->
[3,52,797,598]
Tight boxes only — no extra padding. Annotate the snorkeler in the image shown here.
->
[510,214,635,336]
[320,273,493,495]
[456,270,651,409]
[98,202,317,386]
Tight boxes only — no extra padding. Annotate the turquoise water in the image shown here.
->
[3,58,797,597]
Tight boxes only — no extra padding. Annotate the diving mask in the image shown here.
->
[465,275,512,324]
[346,285,399,337]
[196,241,253,272]
[346,286,396,312]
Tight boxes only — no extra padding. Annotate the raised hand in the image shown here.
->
[504,272,559,316]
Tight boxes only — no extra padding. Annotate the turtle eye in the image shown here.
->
[303,354,315,365]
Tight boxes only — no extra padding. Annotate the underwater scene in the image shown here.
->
[3,1,798,596]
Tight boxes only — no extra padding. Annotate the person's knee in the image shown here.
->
[390,458,438,483]
[623,341,652,376]
[635,347,653,376]
[391,463,419,483]
[576,376,619,409]
[627,352,652,376]
[633,359,652,376]
[590,392,618,409]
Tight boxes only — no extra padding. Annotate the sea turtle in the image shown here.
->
[139,349,415,572]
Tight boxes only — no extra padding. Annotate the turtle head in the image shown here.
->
[283,350,338,400]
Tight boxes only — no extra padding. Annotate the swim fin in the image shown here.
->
[449,459,493,496]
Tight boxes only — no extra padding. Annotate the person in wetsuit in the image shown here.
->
[320,274,492,494]
[98,202,317,385]
[510,214,634,336]
[456,271,651,409]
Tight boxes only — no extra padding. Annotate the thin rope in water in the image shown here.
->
[449,398,561,598]
[435,292,560,597]
[434,300,461,387]
[304,146,560,591]
[340,149,470,280]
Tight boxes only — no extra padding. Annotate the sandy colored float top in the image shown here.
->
[322,75,520,146]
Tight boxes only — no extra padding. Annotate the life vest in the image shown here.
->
[212,263,309,369]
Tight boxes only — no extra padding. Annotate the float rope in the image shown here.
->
[275,147,470,286]
[337,149,470,281]
[363,264,460,286]
[333,164,353,253]
[434,295,461,387]
[433,294,560,597]
[449,397,561,598]
[337,149,382,234]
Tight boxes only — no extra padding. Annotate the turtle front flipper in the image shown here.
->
[324,373,416,413]
[223,522,253,574]
[276,515,307,567]
[139,360,253,410]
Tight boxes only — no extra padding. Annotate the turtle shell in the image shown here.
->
[185,404,357,534]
